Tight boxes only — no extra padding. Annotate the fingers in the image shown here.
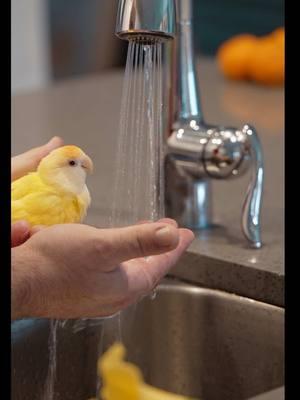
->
[95,222,181,271]
[122,228,195,295]
[135,218,178,227]
[11,221,31,247]
[11,136,63,181]
[156,218,178,227]
[135,220,152,225]
[145,228,194,280]
[103,228,194,311]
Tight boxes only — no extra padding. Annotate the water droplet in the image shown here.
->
[150,289,157,300]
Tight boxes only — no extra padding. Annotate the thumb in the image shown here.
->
[11,136,63,181]
[97,222,180,270]
[11,221,30,247]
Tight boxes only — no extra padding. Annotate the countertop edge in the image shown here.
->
[169,250,284,307]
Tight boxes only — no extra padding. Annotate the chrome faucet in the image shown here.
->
[115,0,264,248]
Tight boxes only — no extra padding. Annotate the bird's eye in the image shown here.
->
[69,160,76,166]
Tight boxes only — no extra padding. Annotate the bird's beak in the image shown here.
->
[81,155,93,174]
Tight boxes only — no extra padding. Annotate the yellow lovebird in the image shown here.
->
[12,145,93,226]
[89,343,199,400]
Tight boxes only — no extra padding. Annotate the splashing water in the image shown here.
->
[42,320,59,400]
[43,319,70,400]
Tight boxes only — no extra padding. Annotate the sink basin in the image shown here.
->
[11,279,284,400]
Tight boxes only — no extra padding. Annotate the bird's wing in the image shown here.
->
[11,173,44,201]
[12,191,82,226]
[11,172,90,226]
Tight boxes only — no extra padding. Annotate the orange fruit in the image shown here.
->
[248,33,284,86]
[271,27,285,47]
[217,34,258,80]
[217,28,284,86]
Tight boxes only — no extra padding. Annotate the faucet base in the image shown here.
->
[165,158,213,229]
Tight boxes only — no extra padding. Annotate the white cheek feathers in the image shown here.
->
[55,165,88,195]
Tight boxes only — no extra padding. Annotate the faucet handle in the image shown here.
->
[167,122,264,248]
[241,124,264,248]
[202,124,264,248]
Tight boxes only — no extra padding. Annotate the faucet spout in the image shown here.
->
[173,0,203,124]
[115,0,176,42]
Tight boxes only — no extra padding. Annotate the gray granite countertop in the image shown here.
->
[12,58,284,306]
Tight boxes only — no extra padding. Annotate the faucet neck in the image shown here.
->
[173,0,203,126]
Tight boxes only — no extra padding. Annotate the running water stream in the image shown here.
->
[111,40,165,227]
[42,320,59,400]
[43,39,165,400]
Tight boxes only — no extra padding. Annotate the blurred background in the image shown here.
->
[11,0,284,94]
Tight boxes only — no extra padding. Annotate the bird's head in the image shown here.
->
[37,145,93,194]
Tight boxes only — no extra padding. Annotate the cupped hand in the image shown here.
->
[11,219,194,319]
[11,139,195,320]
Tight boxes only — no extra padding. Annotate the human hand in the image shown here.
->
[11,136,63,181]
[11,219,194,319]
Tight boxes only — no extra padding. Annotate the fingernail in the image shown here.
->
[46,136,63,151]
[155,226,179,247]
[46,137,57,145]
[187,229,195,240]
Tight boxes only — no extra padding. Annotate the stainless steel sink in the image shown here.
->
[11,279,284,400]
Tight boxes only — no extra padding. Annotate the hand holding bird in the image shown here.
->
[11,138,194,320]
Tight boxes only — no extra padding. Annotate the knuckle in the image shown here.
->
[92,238,113,258]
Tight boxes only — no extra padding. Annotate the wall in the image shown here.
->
[11,0,50,93]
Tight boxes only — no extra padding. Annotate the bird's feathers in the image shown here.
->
[11,145,92,226]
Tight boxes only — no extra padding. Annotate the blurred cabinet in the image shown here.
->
[49,0,126,80]
[193,0,284,54]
